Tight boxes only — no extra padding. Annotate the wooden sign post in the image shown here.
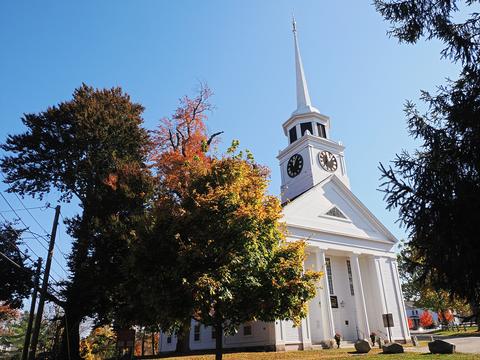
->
[382,313,394,343]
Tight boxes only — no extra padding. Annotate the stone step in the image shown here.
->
[311,340,356,350]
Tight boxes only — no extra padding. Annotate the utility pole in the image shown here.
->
[21,258,42,360]
[28,205,61,360]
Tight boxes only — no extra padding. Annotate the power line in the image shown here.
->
[0,193,50,252]
[23,227,70,272]
[22,229,50,243]
[0,212,43,262]
[0,247,65,303]
[0,202,67,295]
[0,206,49,213]
[0,193,70,277]
[8,191,69,274]
[0,235,58,298]
[12,192,50,236]
[0,213,69,288]
[1,236,35,265]
[0,248,26,270]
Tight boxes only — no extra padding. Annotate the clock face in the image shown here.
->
[319,151,338,172]
[287,154,303,178]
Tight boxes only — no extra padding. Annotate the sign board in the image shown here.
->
[382,313,394,328]
[116,329,135,349]
[330,295,339,308]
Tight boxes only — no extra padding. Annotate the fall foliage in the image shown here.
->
[79,326,116,360]
[125,87,322,360]
[151,84,220,200]
[438,309,454,324]
[1,84,324,360]
[419,310,434,328]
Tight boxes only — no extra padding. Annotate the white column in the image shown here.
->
[373,256,388,314]
[371,256,388,335]
[273,320,286,351]
[317,249,335,338]
[374,255,398,341]
[300,257,312,350]
[390,258,411,341]
[300,317,312,350]
[350,253,370,340]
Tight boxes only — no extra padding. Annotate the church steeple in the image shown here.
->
[278,18,350,202]
[292,16,319,116]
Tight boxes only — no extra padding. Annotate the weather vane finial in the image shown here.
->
[292,13,297,33]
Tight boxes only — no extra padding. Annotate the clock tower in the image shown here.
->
[278,18,350,203]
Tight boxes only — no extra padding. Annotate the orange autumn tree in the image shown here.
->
[407,317,414,329]
[124,86,221,353]
[151,85,221,198]
[79,326,116,360]
[438,309,454,325]
[135,86,322,360]
[419,310,434,328]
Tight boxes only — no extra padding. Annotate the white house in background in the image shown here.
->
[405,301,439,329]
[159,19,410,353]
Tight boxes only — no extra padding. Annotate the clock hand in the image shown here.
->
[328,155,334,167]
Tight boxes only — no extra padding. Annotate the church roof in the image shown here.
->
[282,174,398,245]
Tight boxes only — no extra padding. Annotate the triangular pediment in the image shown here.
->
[282,175,397,245]
[324,206,348,219]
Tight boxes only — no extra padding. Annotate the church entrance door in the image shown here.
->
[332,307,357,341]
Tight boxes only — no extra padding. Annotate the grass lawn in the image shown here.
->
[157,348,480,360]
[430,326,479,337]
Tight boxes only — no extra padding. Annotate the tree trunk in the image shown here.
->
[151,331,155,355]
[175,322,191,354]
[58,315,81,360]
[215,322,223,360]
[469,302,480,332]
[52,319,61,358]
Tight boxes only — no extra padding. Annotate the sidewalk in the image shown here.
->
[406,337,480,354]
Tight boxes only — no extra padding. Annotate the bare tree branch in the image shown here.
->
[207,132,224,146]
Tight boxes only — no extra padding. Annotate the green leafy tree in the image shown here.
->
[397,243,470,319]
[79,325,116,360]
[396,241,419,303]
[123,89,322,360]
[375,0,480,328]
[172,145,321,360]
[0,310,56,360]
[1,84,153,359]
[0,223,33,310]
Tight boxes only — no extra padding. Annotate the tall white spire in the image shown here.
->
[292,16,319,116]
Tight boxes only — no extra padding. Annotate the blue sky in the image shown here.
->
[0,1,459,283]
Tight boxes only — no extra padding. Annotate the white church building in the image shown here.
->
[159,21,410,353]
